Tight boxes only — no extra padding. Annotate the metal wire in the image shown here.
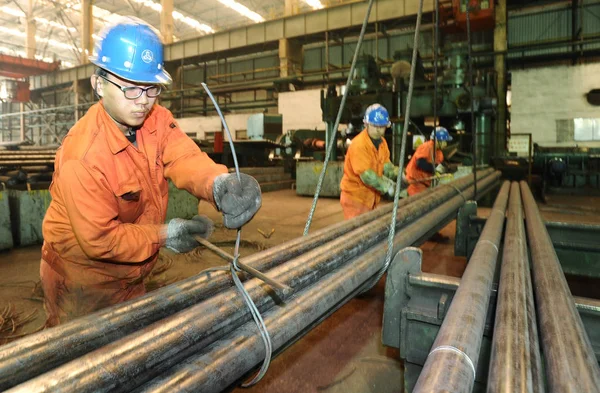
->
[201,82,272,386]
[302,0,376,236]
[362,0,425,292]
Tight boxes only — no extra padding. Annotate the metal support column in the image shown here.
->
[494,0,507,157]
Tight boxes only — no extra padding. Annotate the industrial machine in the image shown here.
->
[495,145,600,197]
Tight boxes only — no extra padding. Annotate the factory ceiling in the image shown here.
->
[0,0,340,70]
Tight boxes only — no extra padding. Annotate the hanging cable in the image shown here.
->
[201,82,273,386]
[303,0,376,236]
[466,3,477,199]
[362,0,425,292]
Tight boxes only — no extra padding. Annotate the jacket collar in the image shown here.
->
[98,102,158,155]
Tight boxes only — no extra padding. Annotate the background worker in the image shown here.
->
[404,126,452,242]
[405,126,452,196]
[340,104,399,219]
[40,17,261,326]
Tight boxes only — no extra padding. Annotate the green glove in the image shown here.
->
[360,169,396,196]
[383,162,399,180]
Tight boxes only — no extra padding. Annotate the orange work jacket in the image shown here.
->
[340,129,391,209]
[41,102,228,287]
[405,140,444,192]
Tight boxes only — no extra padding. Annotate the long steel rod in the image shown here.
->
[487,182,544,393]
[6,174,501,393]
[520,181,600,392]
[133,172,502,393]
[413,181,510,393]
[0,168,494,390]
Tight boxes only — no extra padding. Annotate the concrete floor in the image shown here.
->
[0,189,599,392]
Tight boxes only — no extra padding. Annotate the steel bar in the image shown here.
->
[132,172,502,393]
[6,173,501,393]
[193,236,292,297]
[413,181,510,393]
[0,160,55,165]
[487,182,544,393]
[520,181,600,393]
[0,168,494,391]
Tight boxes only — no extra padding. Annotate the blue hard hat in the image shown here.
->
[431,126,453,142]
[363,104,391,127]
[89,16,172,85]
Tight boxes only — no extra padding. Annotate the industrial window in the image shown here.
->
[574,118,600,142]
[205,131,216,142]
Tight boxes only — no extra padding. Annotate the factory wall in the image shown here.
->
[510,63,600,147]
[176,114,252,141]
[278,89,326,132]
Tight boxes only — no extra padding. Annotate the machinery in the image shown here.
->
[296,47,498,197]
[494,145,600,197]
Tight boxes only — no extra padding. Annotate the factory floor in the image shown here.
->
[0,189,599,392]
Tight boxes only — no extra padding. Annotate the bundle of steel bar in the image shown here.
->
[520,181,600,392]
[0,149,57,168]
[407,181,600,392]
[1,170,500,393]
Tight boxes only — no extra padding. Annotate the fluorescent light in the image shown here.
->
[131,0,215,34]
[217,0,265,23]
[304,0,324,9]
[172,11,214,34]
[0,6,25,18]
[35,17,77,32]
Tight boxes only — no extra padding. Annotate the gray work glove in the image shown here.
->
[213,173,262,229]
[165,215,213,253]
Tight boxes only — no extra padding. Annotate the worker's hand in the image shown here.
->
[213,173,262,229]
[435,164,446,174]
[383,176,397,197]
[360,169,396,196]
[383,162,399,180]
[165,215,214,253]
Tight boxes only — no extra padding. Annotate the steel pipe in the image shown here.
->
[487,182,544,393]
[0,169,495,390]
[6,173,501,393]
[131,172,501,393]
[520,181,600,392]
[413,181,510,393]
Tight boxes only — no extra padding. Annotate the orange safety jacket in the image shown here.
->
[405,140,444,195]
[41,102,228,287]
[340,128,391,209]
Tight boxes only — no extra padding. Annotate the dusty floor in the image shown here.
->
[0,189,599,392]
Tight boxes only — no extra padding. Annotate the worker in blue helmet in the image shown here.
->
[40,17,262,326]
[340,104,399,219]
[405,126,453,241]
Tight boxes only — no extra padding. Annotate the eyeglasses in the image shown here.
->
[99,75,162,100]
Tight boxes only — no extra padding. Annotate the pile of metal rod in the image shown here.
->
[411,181,600,393]
[0,169,500,393]
[0,148,55,189]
